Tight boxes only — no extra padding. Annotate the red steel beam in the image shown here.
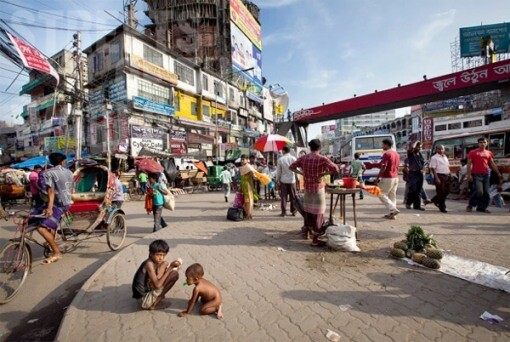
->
[294,59,510,124]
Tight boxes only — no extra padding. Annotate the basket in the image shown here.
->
[342,177,358,189]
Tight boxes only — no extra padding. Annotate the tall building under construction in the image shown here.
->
[144,0,260,77]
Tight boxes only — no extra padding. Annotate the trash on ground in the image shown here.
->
[27,319,39,324]
[480,311,504,324]
[338,304,352,312]
[277,247,286,252]
[326,329,341,341]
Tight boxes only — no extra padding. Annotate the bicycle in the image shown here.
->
[0,211,46,303]
[126,181,144,201]
[0,205,127,303]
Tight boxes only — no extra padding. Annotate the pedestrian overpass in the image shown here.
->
[292,59,510,125]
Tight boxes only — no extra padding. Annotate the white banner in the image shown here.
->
[130,137,163,157]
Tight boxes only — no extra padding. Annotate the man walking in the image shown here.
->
[219,167,233,202]
[375,138,400,219]
[29,164,44,208]
[276,146,297,217]
[405,141,425,211]
[466,137,503,213]
[429,145,451,213]
[350,153,366,200]
[290,139,339,247]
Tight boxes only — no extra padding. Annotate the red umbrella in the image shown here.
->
[254,134,293,152]
[135,159,164,173]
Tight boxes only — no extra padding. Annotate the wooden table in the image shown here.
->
[325,185,359,238]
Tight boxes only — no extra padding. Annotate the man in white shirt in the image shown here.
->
[276,146,297,216]
[219,167,233,202]
[429,145,451,213]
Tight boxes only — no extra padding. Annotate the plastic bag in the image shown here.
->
[254,171,271,186]
[326,223,360,252]
[163,192,175,211]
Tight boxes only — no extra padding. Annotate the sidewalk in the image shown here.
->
[57,189,509,341]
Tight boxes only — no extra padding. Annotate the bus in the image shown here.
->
[431,120,510,193]
[339,133,396,182]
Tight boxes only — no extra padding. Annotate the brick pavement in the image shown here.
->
[57,187,509,341]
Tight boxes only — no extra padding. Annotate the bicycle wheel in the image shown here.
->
[0,242,31,304]
[107,213,127,251]
[129,188,144,201]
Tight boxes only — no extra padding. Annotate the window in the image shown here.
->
[113,120,121,140]
[143,45,163,67]
[110,39,121,64]
[202,105,210,119]
[202,75,209,91]
[191,102,198,116]
[463,119,483,128]
[240,94,245,107]
[238,116,246,128]
[174,95,180,111]
[213,80,223,97]
[174,62,194,86]
[93,53,103,73]
[488,133,505,157]
[435,124,447,132]
[229,87,235,102]
[448,122,461,130]
[97,125,104,144]
[138,80,172,104]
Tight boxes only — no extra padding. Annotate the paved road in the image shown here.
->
[0,200,152,341]
[56,184,509,341]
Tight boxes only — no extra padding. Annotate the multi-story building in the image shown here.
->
[16,49,86,158]
[0,122,17,165]
[83,24,272,162]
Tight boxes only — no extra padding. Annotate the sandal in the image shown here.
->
[311,241,327,247]
[42,254,62,265]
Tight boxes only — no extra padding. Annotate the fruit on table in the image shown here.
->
[390,248,405,258]
[422,257,441,269]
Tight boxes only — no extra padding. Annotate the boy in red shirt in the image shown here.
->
[375,138,400,219]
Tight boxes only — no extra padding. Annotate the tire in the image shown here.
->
[106,213,127,251]
[0,242,31,304]
[449,177,460,194]
[128,188,144,201]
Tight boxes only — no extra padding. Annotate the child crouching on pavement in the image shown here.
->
[132,239,180,310]
[179,263,223,319]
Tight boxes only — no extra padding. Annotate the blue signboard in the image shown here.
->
[460,23,510,57]
[133,96,175,116]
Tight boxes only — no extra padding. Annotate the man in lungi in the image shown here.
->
[29,152,74,264]
[290,139,339,247]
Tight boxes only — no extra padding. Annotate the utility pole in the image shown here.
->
[105,102,112,171]
[124,0,138,28]
[73,31,83,161]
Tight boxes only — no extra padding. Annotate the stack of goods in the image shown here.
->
[390,225,443,269]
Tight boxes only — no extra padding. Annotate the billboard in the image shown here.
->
[229,0,262,50]
[130,125,165,157]
[460,23,510,57]
[230,23,263,96]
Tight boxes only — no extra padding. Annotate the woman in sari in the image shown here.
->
[239,154,257,219]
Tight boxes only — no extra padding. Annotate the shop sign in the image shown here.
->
[170,129,187,141]
[130,54,178,85]
[133,96,175,116]
[44,137,75,151]
[130,125,164,156]
[422,118,434,149]
[211,102,227,111]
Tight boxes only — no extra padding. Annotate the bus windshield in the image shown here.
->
[354,136,390,151]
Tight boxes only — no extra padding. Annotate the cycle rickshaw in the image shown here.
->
[0,164,127,303]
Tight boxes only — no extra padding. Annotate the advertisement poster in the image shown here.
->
[230,23,262,96]
[130,125,165,157]
[229,0,262,50]
[422,118,434,149]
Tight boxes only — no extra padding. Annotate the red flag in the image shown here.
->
[6,32,59,84]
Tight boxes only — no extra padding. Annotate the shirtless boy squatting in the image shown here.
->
[179,263,223,319]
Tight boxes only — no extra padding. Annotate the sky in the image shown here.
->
[1,0,509,139]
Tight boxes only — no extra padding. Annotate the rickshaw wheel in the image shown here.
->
[0,242,31,304]
[43,246,52,259]
[107,213,127,251]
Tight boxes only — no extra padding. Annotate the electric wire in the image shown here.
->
[0,19,113,32]
[0,0,117,28]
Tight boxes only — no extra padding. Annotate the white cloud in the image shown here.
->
[254,0,301,8]
[409,9,456,50]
